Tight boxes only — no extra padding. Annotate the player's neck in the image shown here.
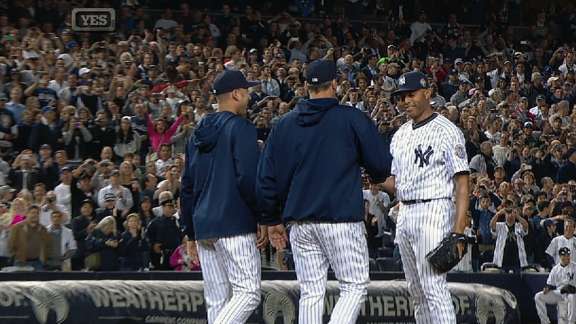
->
[413,109,434,124]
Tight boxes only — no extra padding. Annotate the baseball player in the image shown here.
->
[387,71,470,324]
[535,247,576,324]
[546,218,576,266]
[257,60,391,324]
[180,70,267,324]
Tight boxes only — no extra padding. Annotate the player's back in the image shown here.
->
[181,111,258,241]
[259,98,389,223]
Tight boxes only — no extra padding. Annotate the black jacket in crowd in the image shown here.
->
[85,229,120,271]
[146,215,182,253]
[119,231,150,270]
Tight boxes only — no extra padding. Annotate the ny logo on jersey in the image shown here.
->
[414,145,434,167]
[568,272,574,281]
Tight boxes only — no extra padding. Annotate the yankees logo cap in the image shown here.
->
[392,71,429,96]
[212,70,261,95]
[305,59,337,85]
[560,247,571,256]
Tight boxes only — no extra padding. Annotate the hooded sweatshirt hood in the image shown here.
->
[193,111,236,152]
[296,98,339,126]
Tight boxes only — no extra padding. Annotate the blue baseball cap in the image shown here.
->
[392,71,430,96]
[560,247,571,256]
[305,60,337,85]
[212,70,260,95]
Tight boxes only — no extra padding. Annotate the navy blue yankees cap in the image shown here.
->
[212,70,260,95]
[560,247,571,256]
[305,60,337,85]
[392,71,429,96]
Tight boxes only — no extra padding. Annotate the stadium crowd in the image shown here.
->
[0,0,573,272]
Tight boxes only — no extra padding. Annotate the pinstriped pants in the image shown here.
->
[396,199,456,324]
[197,233,261,324]
[290,222,369,324]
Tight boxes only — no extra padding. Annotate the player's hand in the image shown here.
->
[382,176,395,195]
[543,286,550,294]
[153,243,162,254]
[268,224,288,250]
[256,225,268,249]
[187,240,198,263]
[456,240,465,258]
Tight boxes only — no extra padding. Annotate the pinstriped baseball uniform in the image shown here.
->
[547,236,576,265]
[290,222,369,324]
[196,234,261,324]
[535,260,576,324]
[391,113,469,324]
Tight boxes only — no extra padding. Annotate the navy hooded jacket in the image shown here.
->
[180,111,259,240]
[257,98,391,225]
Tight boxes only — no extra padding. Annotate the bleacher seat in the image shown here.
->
[376,257,402,272]
[369,258,378,272]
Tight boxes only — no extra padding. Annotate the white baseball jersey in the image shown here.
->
[390,113,469,201]
[535,263,576,324]
[547,236,576,265]
[391,113,469,324]
[363,190,390,218]
[453,227,475,272]
[548,262,576,288]
[492,222,528,268]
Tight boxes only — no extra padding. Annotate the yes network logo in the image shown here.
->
[72,8,116,32]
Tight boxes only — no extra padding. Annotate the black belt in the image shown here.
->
[288,220,353,225]
[401,198,448,205]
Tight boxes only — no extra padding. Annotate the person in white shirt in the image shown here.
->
[54,167,73,218]
[409,11,432,45]
[529,95,548,121]
[547,218,576,266]
[490,206,529,273]
[363,183,391,235]
[97,170,133,217]
[45,210,77,271]
[535,247,576,324]
[469,141,495,175]
[453,214,476,272]
[40,191,68,227]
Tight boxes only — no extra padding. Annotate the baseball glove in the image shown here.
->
[561,285,576,294]
[426,232,468,273]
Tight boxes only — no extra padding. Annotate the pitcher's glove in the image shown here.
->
[561,285,576,294]
[426,232,468,273]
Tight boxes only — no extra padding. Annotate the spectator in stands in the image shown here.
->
[9,151,40,192]
[45,210,76,271]
[538,219,559,269]
[119,213,149,271]
[0,202,12,269]
[114,116,142,160]
[97,170,133,220]
[39,191,67,227]
[170,236,200,271]
[54,167,73,219]
[85,216,120,271]
[146,194,181,270]
[490,206,529,273]
[546,217,576,266]
[146,113,183,153]
[71,199,99,271]
[8,205,51,271]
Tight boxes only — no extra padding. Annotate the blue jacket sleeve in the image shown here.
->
[352,112,391,182]
[256,127,283,225]
[232,120,260,213]
[179,139,196,240]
